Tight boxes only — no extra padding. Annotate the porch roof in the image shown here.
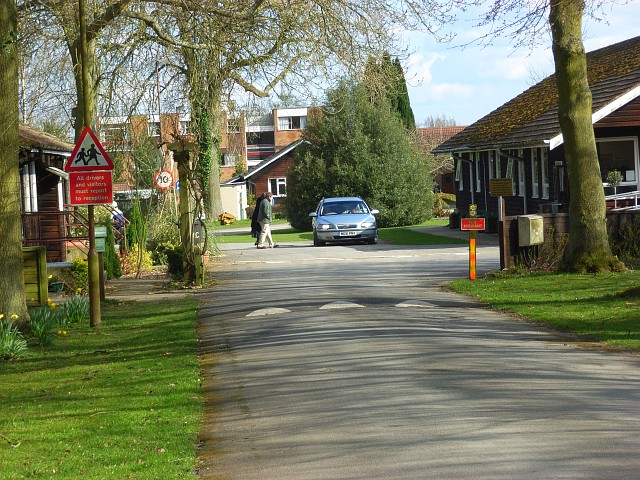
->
[19,124,74,154]
[433,35,640,154]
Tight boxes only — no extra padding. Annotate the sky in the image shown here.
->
[404,2,640,127]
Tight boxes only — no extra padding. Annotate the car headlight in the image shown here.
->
[318,223,332,230]
[361,222,375,228]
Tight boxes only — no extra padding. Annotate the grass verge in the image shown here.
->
[449,270,640,351]
[216,219,462,246]
[0,298,201,479]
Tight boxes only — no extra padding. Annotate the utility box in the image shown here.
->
[518,215,544,246]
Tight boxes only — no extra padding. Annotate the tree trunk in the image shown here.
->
[549,0,624,273]
[70,37,98,138]
[0,0,29,322]
[174,148,196,284]
[205,112,224,220]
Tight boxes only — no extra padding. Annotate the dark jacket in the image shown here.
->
[251,197,263,235]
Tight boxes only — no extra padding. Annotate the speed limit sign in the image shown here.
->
[154,170,173,190]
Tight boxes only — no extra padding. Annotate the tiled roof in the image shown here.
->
[416,126,466,145]
[225,139,306,184]
[434,35,640,153]
[19,124,74,152]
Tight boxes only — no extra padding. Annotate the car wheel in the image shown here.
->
[366,237,377,245]
[313,232,326,246]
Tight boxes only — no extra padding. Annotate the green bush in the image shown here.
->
[121,244,153,276]
[611,215,640,267]
[146,211,181,265]
[165,244,185,277]
[0,318,27,360]
[29,307,58,346]
[61,294,90,324]
[58,258,89,294]
[103,222,122,279]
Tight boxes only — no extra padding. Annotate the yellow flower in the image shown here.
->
[57,330,67,335]
[77,288,83,294]
[48,274,53,279]
[47,297,53,304]
[0,314,4,320]
[50,303,56,309]
[10,314,18,320]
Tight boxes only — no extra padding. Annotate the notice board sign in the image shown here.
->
[68,171,113,205]
[461,217,486,231]
[489,178,514,197]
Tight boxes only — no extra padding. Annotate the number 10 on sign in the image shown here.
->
[154,170,173,190]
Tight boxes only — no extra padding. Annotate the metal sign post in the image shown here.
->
[461,204,486,280]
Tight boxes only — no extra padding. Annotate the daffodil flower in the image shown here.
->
[10,314,18,320]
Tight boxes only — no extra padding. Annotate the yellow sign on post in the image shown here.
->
[489,178,514,197]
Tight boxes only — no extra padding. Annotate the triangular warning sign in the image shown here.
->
[64,126,114,172]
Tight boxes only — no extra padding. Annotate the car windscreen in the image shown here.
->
[320,202,368,215]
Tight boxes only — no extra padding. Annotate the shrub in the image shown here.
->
[146,211,181,265]
[29,306,58,346]
[121,244,153,276]
[61,294,89,324]
[0,317,28,360]
[165,244,184,277]
[103,222,122,279]
[611,215,640,265]
[58,258,89,294]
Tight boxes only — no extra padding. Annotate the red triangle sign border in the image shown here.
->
[64,126,115,172]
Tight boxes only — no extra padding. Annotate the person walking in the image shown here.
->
[251,193,264,246]
[256,192,278,249]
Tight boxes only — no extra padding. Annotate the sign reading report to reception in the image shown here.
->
[65,126,114,205]
[68,171,113,205]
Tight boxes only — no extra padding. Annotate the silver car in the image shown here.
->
[309,197,379,246]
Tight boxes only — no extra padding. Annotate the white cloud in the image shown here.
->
[406,51,446,82]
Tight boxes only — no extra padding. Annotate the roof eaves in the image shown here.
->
[242,139,306,179]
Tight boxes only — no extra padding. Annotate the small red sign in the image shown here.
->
[68,171,113,205]
[154,170,173,190]
[64,126,114,172]
[461,217,486,231]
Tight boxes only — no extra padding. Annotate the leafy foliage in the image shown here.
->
[0,318,27,360]
[28,306,58,346]
[61,294,89,324]
[285,81,433,230]
[103,222,122,279]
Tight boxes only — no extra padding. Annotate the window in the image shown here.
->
[488,151,495,179]
[147,121,161,137]
[455,159,463,191]
[596,137,638,186]
[474,153,481,192]
[101,124,129,144]
[531,148,539,198]
[541,149,549,199]
[222,153,239,166]
[269,177,287,196]
[278,116,306,130]
[518,149,526,197]
[179,120,190,136]
[227,118,241,133]
[507,156,516,193]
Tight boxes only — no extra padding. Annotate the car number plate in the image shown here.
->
[339,231,357,237]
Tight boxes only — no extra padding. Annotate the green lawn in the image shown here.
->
[214,218,462,246]
[450,271,640,351]
[0,298,201,479]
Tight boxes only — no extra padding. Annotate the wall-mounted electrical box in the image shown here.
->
[518,215,544,246]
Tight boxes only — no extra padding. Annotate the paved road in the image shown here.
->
[197,234,640,479]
